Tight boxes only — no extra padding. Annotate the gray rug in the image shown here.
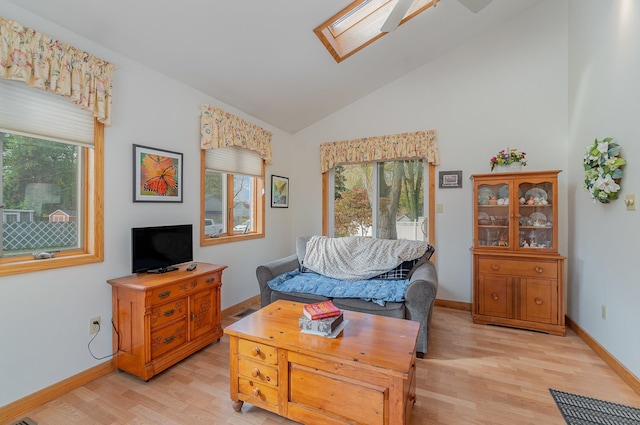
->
[550,389,640,424]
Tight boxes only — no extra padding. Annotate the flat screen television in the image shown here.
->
[131,224,193,274]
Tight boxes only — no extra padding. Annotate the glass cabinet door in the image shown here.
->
[515,178,555,251]
[476,180,512,248]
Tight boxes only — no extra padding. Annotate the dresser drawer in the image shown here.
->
[238,360,278,387]
[238,376,279,406]
[478,258,557,279]
[149,273,220,305]
[238,339,278,365]
[150,298,187,329]
[150,319,187,359]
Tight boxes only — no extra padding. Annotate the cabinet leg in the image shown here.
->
[231,400,244,412]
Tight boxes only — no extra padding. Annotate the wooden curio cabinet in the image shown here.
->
[471,170,565,336]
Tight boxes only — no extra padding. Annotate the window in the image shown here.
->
[201,146,264,245]
[328,160,428,240]
[314,0,437,63]
[0,79,103,276]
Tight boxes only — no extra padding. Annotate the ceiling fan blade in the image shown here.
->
[457,0,493,13]
[380,0,415,33]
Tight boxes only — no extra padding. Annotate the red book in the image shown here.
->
[303,300,341,320]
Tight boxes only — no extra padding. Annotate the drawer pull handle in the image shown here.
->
[491,264,499,271]
[251,368,260,377]
[535,298,543,305]
[492,293,499,300]
[163,309,175,317]
[251,347,261,356]
[158,291,171,299]
[206,278,216,284]
[163,336,175,344]
[190,312,195,320]
[253,387,261,397]
[535,267,543,273]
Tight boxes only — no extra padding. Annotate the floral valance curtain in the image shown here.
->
[0,17,115,126]
[320,130,439,173]
[200,104,273,165]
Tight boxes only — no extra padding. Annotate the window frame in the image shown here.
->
[314,0,438,63]
[0,119,104,276]
[200,150,265,246]
[322,161,436,243]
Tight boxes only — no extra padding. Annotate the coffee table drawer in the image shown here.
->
[238,377,279,406]
[289,365,385,425]
[238,339,277,365]
[238,360,278,386]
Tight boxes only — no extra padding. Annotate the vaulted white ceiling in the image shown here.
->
[4,0,544,134]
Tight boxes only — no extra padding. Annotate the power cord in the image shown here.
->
[87,319,121,360]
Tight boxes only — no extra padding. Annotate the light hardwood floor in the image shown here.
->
[9,306,640,425]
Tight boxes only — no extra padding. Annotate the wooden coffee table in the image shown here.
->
[225,299,419,425]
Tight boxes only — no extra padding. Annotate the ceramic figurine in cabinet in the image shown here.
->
[498,232,509,247]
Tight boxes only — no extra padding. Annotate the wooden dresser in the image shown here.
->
[471,170,565,336]
[107,262,226,380]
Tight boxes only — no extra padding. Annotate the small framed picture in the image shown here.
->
[133,144,183,202]
[271,175,289,208]
[439,170,463,189]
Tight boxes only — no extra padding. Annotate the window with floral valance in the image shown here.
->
[0,16,115,126]
[199,105,272,245]
[0,16,112,275]
[321,130,439,242]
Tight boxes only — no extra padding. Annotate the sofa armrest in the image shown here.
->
[256,254,300,307]
[404,260,438,355]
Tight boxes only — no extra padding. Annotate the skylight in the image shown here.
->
[314,0,438,63]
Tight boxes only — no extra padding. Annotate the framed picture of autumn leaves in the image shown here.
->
[133,144,183,202]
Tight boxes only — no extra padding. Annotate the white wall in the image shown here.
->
[567,0,640,378]
[292,1,569,303]
[0,3,294,406]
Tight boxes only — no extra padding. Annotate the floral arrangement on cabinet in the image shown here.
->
[583,137,626,203]
[489,148,527,171]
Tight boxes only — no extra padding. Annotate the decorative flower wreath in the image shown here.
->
[583,138,626,203]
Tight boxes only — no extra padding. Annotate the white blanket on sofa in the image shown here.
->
[302,235,428,280]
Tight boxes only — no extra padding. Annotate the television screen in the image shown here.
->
[131,224,193,274]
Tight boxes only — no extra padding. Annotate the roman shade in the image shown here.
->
[0,78,94,146]
[204,146,263,178]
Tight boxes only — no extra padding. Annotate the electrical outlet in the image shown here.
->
[601,305,606,320]
[89,316,101,334]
